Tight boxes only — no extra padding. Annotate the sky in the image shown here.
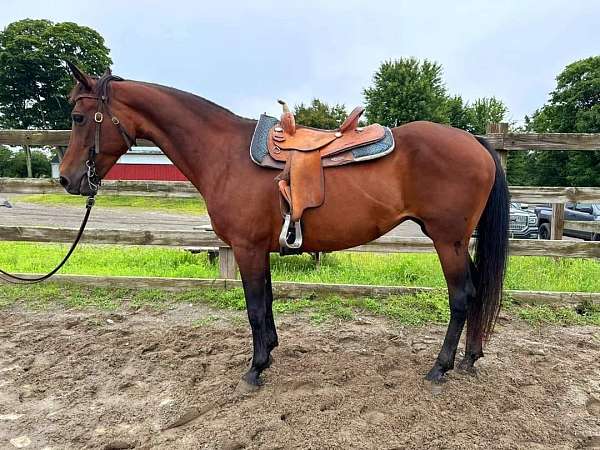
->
[2,0,599,123]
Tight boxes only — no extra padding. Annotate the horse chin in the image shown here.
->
[78,175,96,197]
[62,173,97,196]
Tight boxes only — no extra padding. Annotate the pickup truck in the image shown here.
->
[509,203,539,239]
[534,203,600,241]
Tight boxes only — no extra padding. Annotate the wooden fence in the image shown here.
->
[1,126,599,303]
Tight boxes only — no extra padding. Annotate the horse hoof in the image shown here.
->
[425,367,446,384]
[456,359,477,376]
[235,377,261,396]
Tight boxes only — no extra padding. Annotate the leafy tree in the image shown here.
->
[364,58,508,133]
[445,96,508,134]
[0,19,112,129]
[0,147,51,177]
[526,56,600,186]
[465,97,507,135]
[364,58,448,126]
[506,151,533,186]
[0,146,13,176]
[294,99,348,129]
[444,95,471,131]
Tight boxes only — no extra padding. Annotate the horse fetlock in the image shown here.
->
[252,352,273,372]
[266,330,279,350]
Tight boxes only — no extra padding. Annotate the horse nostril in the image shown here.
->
[59,176,70,188]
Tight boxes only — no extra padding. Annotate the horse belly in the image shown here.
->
[298,155,407,252]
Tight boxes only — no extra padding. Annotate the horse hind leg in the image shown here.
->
[457,259,484,373]
[425,239,476,383]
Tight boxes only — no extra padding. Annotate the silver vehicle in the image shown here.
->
[509,202,538,239]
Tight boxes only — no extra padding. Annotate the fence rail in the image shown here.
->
[0,177,199,197]
[3,178,600,204]
[1,226,598,279]
[3,129,600,151]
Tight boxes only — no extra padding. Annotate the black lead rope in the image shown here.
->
[0,196,95,284]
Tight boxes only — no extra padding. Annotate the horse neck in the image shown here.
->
[117,81,255,199]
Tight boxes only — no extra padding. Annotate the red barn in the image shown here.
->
[53,148,188,182]
[103,148,187,181]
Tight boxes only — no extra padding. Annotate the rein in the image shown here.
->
[0,73,133,284]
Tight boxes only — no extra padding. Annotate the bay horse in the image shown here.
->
[60,64,509,387]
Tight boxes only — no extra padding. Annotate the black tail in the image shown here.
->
[469,136,510,343]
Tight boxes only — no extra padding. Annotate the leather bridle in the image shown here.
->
[0,72,134,284]
[73,73,135,194]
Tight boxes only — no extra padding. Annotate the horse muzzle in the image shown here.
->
[59,173,97,196]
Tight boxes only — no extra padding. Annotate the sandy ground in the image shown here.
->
[1,303,599,449]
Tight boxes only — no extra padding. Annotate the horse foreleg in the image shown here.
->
[426,240,475,383]
[235,246,274,386]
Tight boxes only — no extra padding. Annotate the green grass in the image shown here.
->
[0,243,217,278]
[1,283,598,327]
[507,298,600,326]
[17,194,206,215]
[1,242,599,293]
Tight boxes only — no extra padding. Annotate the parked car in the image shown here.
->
[509,202,539,239]
[534,203,600,240]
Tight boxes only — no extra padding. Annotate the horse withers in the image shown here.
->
[60,63,509,387]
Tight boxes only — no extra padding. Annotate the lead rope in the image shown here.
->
[0,147,100,284]
[0,195,95,284]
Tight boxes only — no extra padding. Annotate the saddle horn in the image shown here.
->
[278,99,296,135]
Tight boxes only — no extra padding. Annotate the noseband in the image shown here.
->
[72,73,135,194]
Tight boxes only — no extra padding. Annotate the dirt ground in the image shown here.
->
[1,304,599,449]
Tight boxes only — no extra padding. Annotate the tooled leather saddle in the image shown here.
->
[250,100,395,252]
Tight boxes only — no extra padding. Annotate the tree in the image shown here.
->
[445,96,508,134]
[465,97,507,135]
[0,19,112,130]
[0,147,51,177]
[526,56,600,186]
[364,58,448,126]
[444,95,471,131]
[0,146,13,176]
[294,99,348,129]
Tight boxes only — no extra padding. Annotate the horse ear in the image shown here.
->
[65,60,92,90]
[103,68,112,76]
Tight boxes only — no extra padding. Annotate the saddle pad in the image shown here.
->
[250,114,396,169]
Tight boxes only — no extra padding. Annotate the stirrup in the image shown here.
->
[279,214,303,249]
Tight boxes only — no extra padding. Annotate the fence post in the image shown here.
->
[550,203,565,240]
[24,144,33,178]
[219,246,238,279]
[486,122,509,173]
[55,147,65,162]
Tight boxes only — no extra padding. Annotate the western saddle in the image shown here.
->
[264,100,392,251]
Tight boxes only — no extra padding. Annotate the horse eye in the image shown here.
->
[72,114,84,124]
